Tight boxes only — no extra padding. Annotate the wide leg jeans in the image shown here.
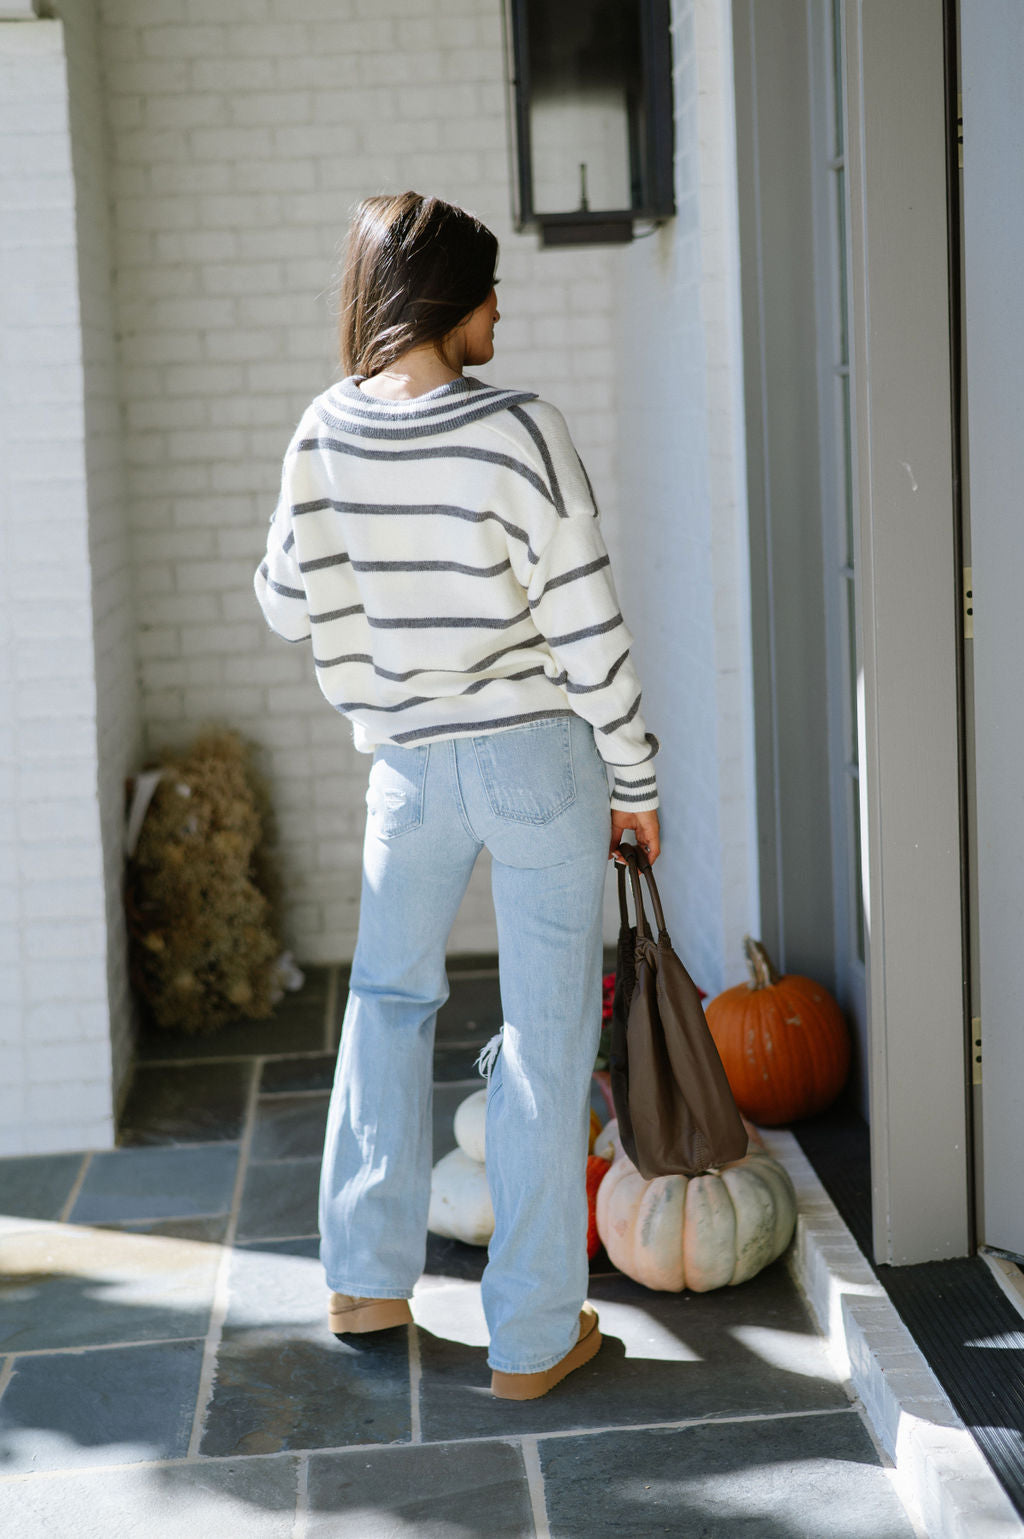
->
[318,713,610,1374]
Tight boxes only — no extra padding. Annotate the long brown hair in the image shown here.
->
[339,192,499,377]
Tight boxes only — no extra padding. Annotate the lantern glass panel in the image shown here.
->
[525,0,644,216]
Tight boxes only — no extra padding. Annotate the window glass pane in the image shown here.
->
[526,0,642,214]
[832,0,844,157]
[844,573,859,766]
[835,166,848,366]
[841,371,855,567]
[851,776,865,962]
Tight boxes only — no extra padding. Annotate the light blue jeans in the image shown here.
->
[318,713,610,1373]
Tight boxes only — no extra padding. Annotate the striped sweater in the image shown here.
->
[254,374,659,812]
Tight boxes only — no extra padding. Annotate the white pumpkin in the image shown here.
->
[594,1119,796,1292]
[453,1087,487,1164]
[427,1146,494,1246]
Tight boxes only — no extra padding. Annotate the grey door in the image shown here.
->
[960,0,1024,1257]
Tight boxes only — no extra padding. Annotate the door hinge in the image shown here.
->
[958,93,963,169]
[971,1015,982,1085]
[963,567,974,640]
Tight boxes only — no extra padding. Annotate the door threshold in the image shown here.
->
[980,1247,1024,1325]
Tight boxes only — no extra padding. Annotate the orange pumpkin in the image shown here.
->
[586,1154,612,1258]
[705,937,850,1125]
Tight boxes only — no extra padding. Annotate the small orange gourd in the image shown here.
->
[586,1154,612,1259]
[705,937,850,1125]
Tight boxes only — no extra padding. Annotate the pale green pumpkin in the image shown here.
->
[593,1119,797,1291]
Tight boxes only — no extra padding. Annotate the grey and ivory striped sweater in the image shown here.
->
[254,374,659,812]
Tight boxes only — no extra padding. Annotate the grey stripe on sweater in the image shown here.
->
[298,436,555,505]
[290,498,540,562]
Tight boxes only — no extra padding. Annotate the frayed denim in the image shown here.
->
[318,714,609,1372]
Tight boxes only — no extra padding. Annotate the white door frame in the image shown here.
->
[844,0,970,1264]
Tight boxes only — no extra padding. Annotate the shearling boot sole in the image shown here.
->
[328,1293,413,1335]
[490,1304,601,1400]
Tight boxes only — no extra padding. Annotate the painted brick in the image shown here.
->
[190,56,276,91]
[19,796,101,845]
[137,626,180,659]
[25,1077,112,1124]
[139,25,229,60]
[5,0,654,1073]
[606,0,757,993]
[229,91,311,127]
[148,161,232,196]
[133,563,175,597]
[16,759,99,803]
[144,92,228,129]
[27,1039,116,1084]
[24,953,109,1006]
[145,688,186,720]
[173,492,259,527]
[16,1119,108,1155]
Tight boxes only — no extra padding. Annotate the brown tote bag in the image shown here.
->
[609,843,748,1179]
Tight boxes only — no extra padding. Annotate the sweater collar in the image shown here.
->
[316,375,538,440]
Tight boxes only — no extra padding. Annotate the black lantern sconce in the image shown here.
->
[506,0,675,246]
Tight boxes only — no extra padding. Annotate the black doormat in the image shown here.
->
[793,1103,1024,1519]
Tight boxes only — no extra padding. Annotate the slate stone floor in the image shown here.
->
[0,963,925,1538]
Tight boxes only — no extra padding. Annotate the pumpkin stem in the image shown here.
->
[743,935,781,990]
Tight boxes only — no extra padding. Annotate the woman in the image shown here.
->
[255,192,660,1400]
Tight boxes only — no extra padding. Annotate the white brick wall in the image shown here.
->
[61,0,144,1129]
[0,14,120,1155]
[95,0,623,962]
[607,0,759,995]
[4,0,762,1160]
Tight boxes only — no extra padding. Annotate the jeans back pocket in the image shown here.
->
[472,716,576,825]
[366,743,429,838]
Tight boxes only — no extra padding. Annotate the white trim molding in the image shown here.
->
[843,0,969,1265]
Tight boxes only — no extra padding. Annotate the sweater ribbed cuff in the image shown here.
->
[609,770,659,814]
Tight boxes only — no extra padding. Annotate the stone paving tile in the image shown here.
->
[236,1159,320,1243]
[0,1456,300,1539]
[447,954,500,974]
[0,1339,204,1473]
[540,1414,919,1538]
[220,1236,323,1331]
[259,1053,337,1095]
[419,1231,488,1287]
[417,1232,614,1291]
[305,1439,535,1537]
[118,1060,254,1146]
[435,976,503,1042]
[70,1145,239,1225]
[327,971,349,1052]
[201,1238,411,1456]
[432,1081,478,1163]
[0,1222,220,1353]
[416,1262,849,1441]
[98,1214,230,1243]
[251,1095,330,1162]
[0,1154,84,1222]
[134,968,332,1063]
[433,1040,492,1082]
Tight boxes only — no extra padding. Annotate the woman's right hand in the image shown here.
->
[610,808,661,866]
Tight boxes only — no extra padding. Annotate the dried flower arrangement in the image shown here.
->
[124,730,283,1033]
